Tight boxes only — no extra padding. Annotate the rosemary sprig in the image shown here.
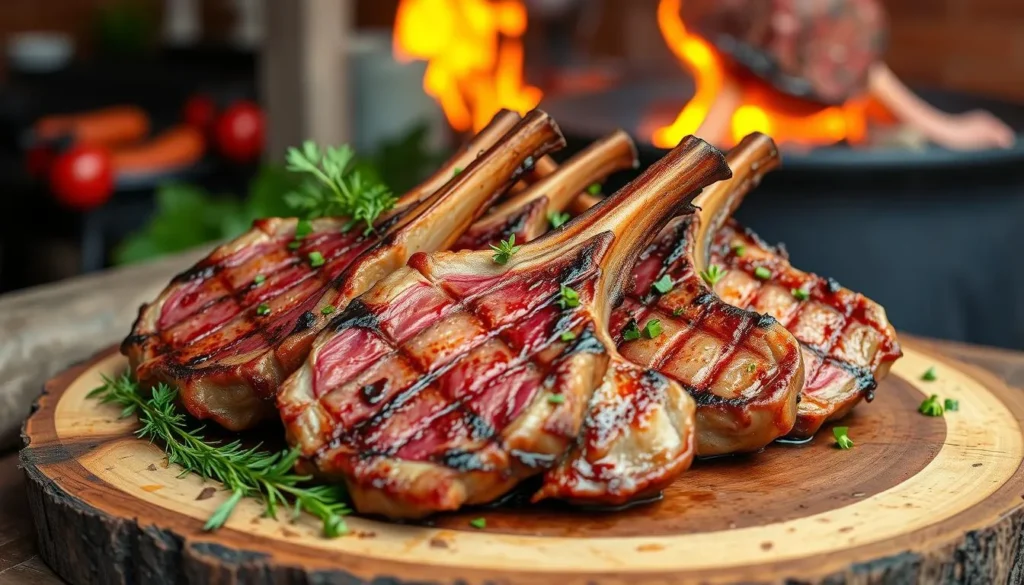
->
[88,374,350,537]
[283,141,396,235]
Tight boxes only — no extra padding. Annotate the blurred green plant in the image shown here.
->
[93,0,159,57]
[114,122,447,266]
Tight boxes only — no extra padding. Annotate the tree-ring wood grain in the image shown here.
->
[20,340,1024,585]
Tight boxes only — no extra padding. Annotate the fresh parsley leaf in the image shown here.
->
[642,319,662,339]
[548,394,566,405]
[557,284,580,309]
[308,251,326,268]
[284,142,396,235]
[672,307,684,317]
[253,274,266,287]
[490,234,521,265]
[733,245,746,257]
[791,288,809,301]
[700,265,726,287]
[746,363,757,373]
[754,266,772,280]
[88,374,350,537]
[586,183,601,196]
[652,275,674,294]
[833,426,854,449]
[321,305,336,315]
[622,320,641,341]
[560,330,576,342]
[944,398,959,411]
[288,240,302,250]
[294,219,314,239]
[453,166,463,177]
[256,303,271,316]
[921,367,937,382]
[469,517,487,529]
[548,211,571,229]
[918,394,944,417]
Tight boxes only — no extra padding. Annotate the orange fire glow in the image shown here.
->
[653,0,868,148]
[394,0,542,133]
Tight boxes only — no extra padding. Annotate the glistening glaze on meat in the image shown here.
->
[277,135,731,518]
[123,109,564,430]
[709,220,901,438]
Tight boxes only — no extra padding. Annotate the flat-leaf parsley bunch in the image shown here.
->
[89,374,350,537]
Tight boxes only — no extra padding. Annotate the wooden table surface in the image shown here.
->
[1,336,1021,585]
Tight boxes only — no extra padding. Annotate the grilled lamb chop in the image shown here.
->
[123,110,564,431]
[277,136,731,519]
[709,222,901,438]
[537,135,803,507]
[453,130,638,251]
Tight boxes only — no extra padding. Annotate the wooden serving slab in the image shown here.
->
[20,340,1024,585]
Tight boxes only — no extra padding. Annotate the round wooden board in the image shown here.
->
[20,340,1024,585]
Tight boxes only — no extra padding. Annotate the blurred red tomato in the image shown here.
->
[26,145,56,178]
[182,94,217,133]
[49,145,114,210]
[214,101,264,163]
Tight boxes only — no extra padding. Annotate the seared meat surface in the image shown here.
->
[709,221,901,438]
[124,110,563,430]
[277,135,730,518]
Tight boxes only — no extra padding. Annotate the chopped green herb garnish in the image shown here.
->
[288,241,302,250]
[586,183,601,196]
[754,266,772,280]
[87,375,350,538]
[921,367,937,382]
[548,211,571,229]
[673,307,684,317]
[557,284,580,309]
[490,234,521,265]
[548,394,566,405]
[560,330,576,342]
[918,394,944,417]
[321,305,336,315]
[308,251,326,268]
[294,219,314,239]
[791,288,809,301]
[642,319,662,339]
[256,303,271,316]
[622,320,641,341]
[652,275,674,294]
[453,166,463,177]
[944,398,959,412]
[700,265,726,287]
[284,142,396,235]
[733,245,746,257]
[469,517,487,529]
[253,274,266,287]
[833,426,854,449]
[746,363,757,373]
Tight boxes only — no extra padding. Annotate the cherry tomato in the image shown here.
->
[213,100,264,163]
[182,94,217,133]
[49,145,115,210]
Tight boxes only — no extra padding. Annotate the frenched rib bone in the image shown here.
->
[122,109,563,431]
[277,133,730,519]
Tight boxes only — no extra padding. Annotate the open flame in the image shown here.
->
[653,0,869,148]
[394,0,542,133]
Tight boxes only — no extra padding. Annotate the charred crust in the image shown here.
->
[826,278,843,294]
[293,311,318,334]
[328,300,381,334]
[564,325,605,356]
[756,313,780,328]
[172,262,218,284]
[802,344,878,391]
[439,449,493,472]
[359,380,388,405]
[693,292,716,306]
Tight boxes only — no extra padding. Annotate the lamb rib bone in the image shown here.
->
[122,109,560,431]
[277,134,730,519]
[454,129,639,251]
[536,133,803,507]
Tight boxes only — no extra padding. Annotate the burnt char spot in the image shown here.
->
[564,326,605,356]
[439,449,493,472]
[467,412,496,441]
[360,380,388,405]
[294,311,318,333]
[826,278,842,293]
[328,299,381,334]
[556,239,605,287]
[756,313,779,328]
[121,333,147,353]
[172,263,218,284]
[693,292,716,306]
